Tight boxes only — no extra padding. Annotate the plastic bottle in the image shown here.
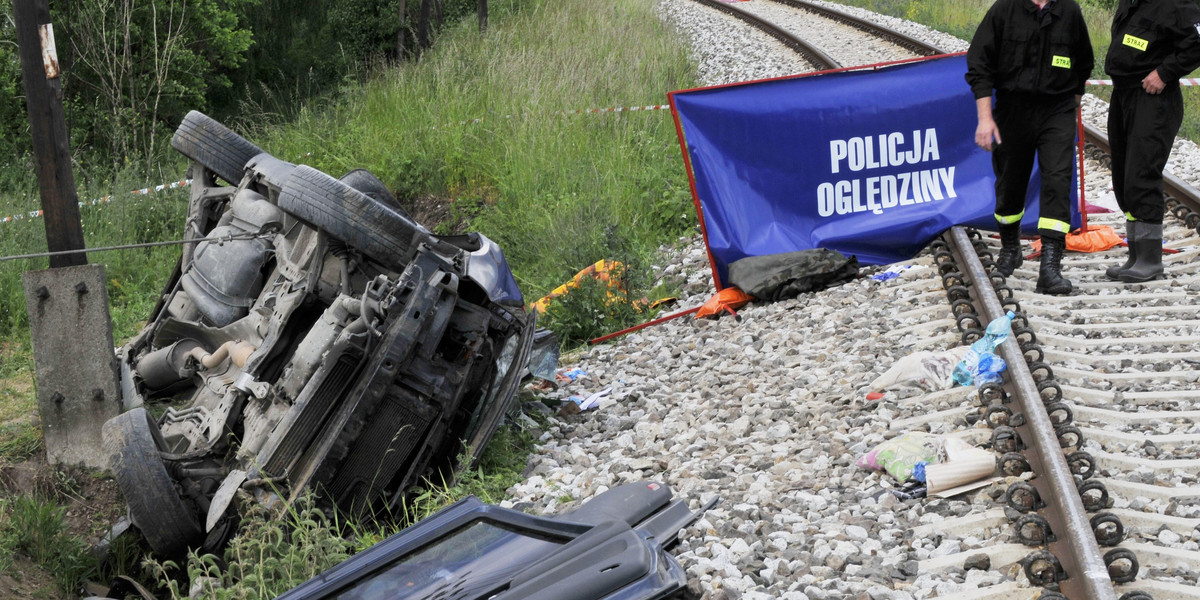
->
[951,311,1016,387]
[974,352,1008,385]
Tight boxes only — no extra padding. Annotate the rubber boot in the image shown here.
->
[1035,236,1072,295]
[1105,220,1137,280]
[995,223,1024,277]
[1119,221,1164,282]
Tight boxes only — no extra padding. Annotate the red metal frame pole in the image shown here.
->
[1076,104,1089,233]
[668,92,724,291]
[589,306,701,345]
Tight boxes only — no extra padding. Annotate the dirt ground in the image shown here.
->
[0,457,124,539]
[0,555,62,599]
[0,437,127,598]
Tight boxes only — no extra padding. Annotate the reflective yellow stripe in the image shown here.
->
[1051,55,1071,69]
[995,211,1024,225]
[1125,212,1136,222]
[1038,217,1071,233]
[1123,34,1149,52]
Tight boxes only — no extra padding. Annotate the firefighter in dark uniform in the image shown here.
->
[1105,0,1200,282]
[966,0,1094,295]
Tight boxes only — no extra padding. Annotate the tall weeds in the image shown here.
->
[0,162,187,341]
[146,495,353,600]
[0,495,99,594]
[254,0,698,304]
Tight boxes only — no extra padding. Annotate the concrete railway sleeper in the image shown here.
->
[676,0,1200,598]
[934,228,1118,600]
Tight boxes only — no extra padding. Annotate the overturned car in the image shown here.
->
[103,111,534,556]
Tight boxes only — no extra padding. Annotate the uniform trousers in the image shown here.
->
[1108,84,1183,224]
[992,93,1077,239]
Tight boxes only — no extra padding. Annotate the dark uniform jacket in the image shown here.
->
[1106,0,1200,88]
[965,0,1094,100]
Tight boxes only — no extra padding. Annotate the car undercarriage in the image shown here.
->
[103,111,534,557]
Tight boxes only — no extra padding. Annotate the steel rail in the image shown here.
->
[769,0,1200,223]
[767,0,942,57]
[1082,122,1200,216]
[689,0,840,70]
[904,32,1145,600]
[944,228,1116,600]
[684,2,1137,596]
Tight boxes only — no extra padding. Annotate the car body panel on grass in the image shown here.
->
[276,481,712,600]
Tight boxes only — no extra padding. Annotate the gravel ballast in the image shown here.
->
[500,2,1200,599]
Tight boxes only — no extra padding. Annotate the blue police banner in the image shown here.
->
[669,54,1081,288]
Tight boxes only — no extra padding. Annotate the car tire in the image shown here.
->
[339,168,411,218]
[171,111,264,185]
[278,165,425,267]
[103,408,204,557]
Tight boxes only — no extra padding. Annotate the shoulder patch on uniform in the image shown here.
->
[1052,55,1071,69]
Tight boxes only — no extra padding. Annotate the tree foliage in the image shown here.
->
[46,0,254,167]
[1,0,483,172]
[0,10,30,177]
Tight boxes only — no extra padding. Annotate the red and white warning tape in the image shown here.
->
[3,104,670,227]
[565,104,671,115]
[1,179,192,226]
[1087,78,1200,86]
[1,152,317,227]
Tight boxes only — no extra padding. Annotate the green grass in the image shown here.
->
[146,494,354,600]
[1,0,698,593]
[0,422,42,460]
[0,165,187,342]
[147,420,539,597]
[0,495,99,595]
[249,0,698,304]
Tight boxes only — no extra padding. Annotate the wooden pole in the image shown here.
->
[13,0,88,268]
[478,0,487,32]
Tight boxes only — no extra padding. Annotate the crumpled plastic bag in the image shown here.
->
[951,311,1013,387]
[856,432,942,483]
[869,347,969,393]
[870,264,928,282]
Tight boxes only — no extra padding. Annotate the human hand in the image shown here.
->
[1142,69,1166,94]
[975,119,1001,151]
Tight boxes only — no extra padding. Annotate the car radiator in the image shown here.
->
[263,352,363,475]
[325,384,438,511]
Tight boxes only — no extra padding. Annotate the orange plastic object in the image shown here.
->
[1030,224,1125,254]
[530,259,627,314]
[695,287,754,319]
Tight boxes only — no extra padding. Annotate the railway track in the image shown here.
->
[676,1,1200,598]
